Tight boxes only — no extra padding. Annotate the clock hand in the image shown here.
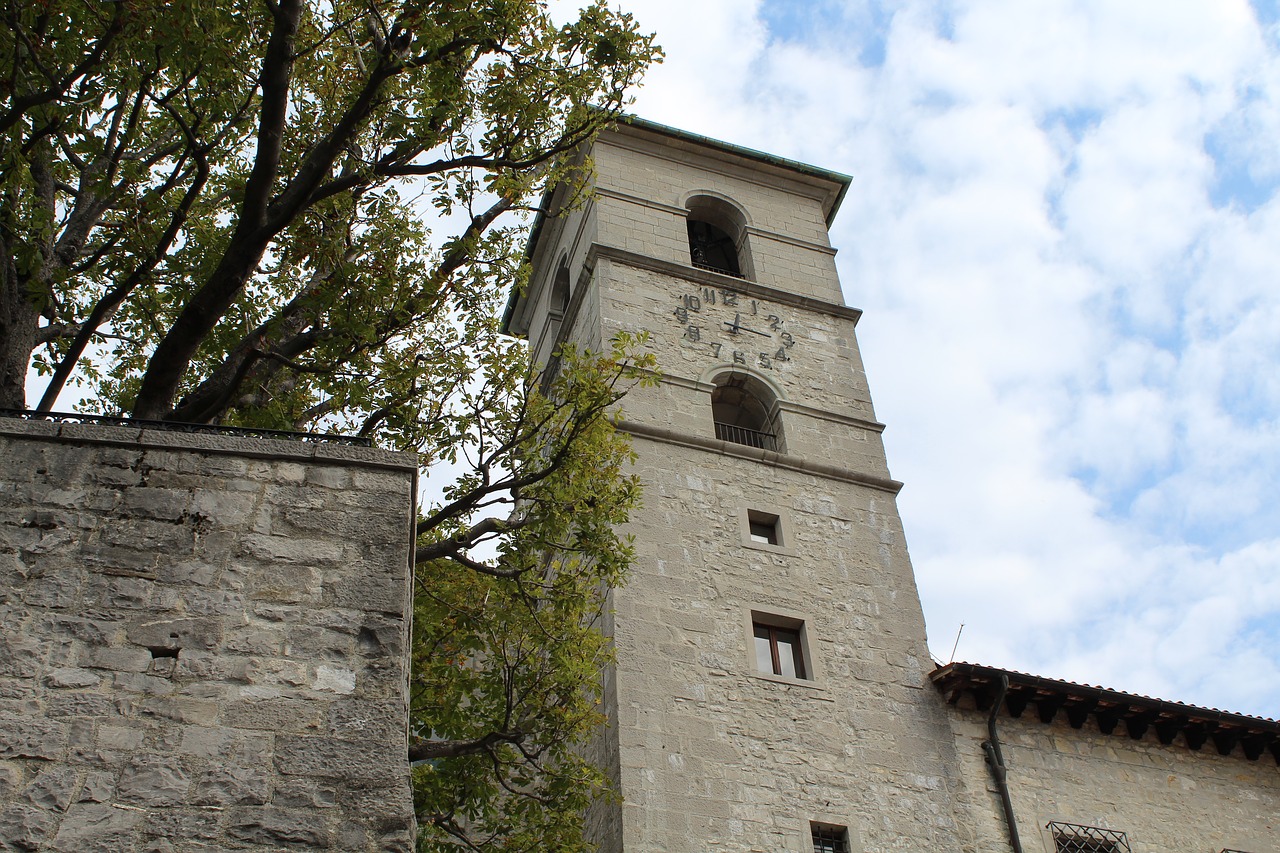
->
[723,313,771,337]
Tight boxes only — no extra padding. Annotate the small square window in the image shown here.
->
[746,509,782,546]
[749,517,778,545]
[811,823,849,853]
[753,620,806,679]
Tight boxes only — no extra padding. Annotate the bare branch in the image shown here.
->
[408,729,524,763]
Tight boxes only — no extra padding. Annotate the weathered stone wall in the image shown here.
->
[0,419,417,851]
[947,698,1280,853]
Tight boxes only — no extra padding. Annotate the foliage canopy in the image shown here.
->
[2,0,661,848]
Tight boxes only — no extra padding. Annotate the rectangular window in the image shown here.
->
[753,621,806,679]
[811,823,849,853]
[1046,822,1131,853]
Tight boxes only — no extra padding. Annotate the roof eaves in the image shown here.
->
[932,661,1280,765]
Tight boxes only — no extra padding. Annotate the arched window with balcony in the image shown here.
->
[686,195,750,279]
[710,371,782,453]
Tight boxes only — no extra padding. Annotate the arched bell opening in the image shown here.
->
[710,371,782,453]
[685,195,751,279]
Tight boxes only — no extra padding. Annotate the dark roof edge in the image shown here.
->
[932,662,1280,763]
[614,114,852,225]
[501,181,555,336]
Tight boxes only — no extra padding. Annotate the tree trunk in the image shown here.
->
[0,251,37,410]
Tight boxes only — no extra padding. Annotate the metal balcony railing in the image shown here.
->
[714,421,776,452]
[692,260,746,279]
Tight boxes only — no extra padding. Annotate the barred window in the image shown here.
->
[810,823,849,853]
[1046,822,1131,853]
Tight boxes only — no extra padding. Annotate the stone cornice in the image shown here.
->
[586,243,862,325]
[617,419,902,495]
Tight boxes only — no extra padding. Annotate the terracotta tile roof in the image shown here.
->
[931,661,1280,765]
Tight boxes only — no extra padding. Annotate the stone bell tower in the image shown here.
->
[504,118,968,852]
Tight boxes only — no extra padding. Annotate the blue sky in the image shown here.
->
[575,0,1280,718]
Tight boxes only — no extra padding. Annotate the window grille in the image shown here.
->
[810,823,849,853]
[713,421,776,451]
[1046,822,1131,853]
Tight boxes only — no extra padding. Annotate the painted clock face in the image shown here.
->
[669,284,797,371]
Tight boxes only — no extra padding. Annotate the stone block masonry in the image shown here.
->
[0,419,418,851]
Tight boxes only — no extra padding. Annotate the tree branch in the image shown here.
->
[407,729,524,763]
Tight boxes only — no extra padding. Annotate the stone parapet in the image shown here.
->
[0,420,417,851]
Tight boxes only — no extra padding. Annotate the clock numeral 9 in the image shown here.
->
[673,306,688,323]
